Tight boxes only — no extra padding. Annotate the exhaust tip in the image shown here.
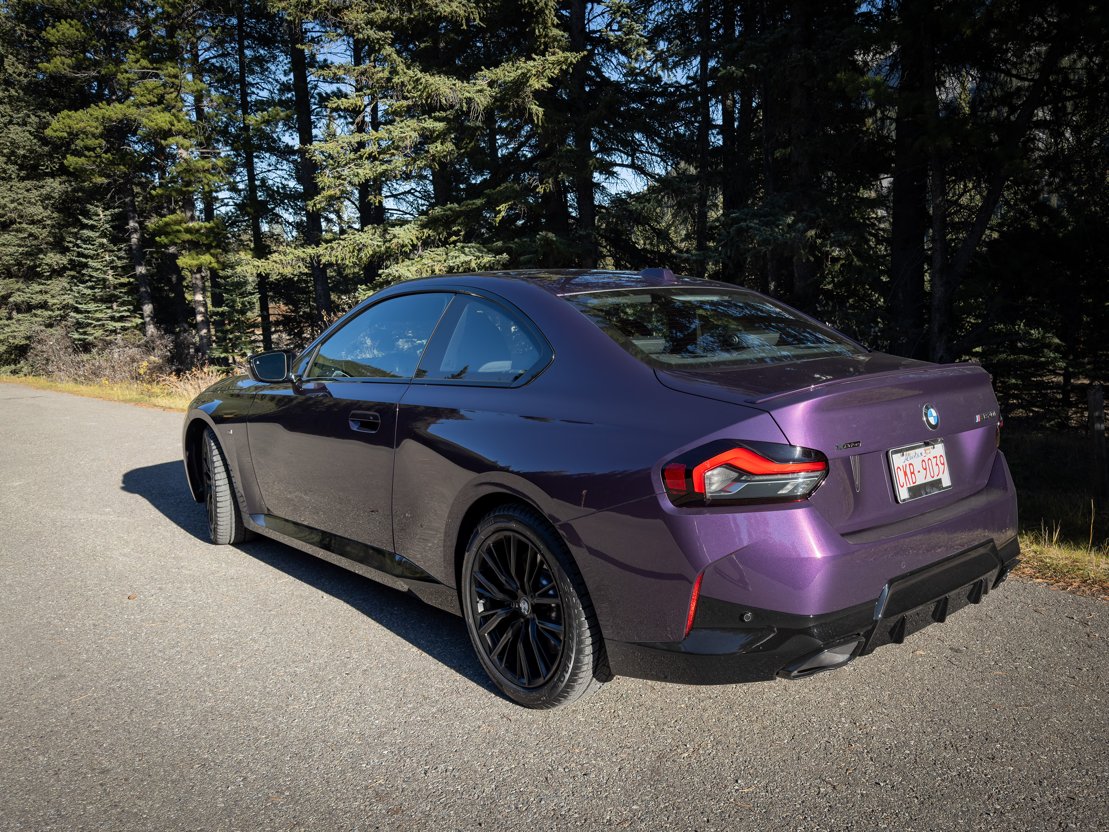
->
[780,639,862,679]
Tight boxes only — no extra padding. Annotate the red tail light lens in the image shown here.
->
[663,440,828,507]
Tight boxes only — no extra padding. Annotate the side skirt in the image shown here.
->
[245,513,461,616]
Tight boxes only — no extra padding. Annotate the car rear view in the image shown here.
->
[564,281,1019,682]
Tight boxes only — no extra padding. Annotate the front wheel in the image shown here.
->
[460,505,607,708]
[200,427,250,545]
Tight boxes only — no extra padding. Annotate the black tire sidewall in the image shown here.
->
[202,427,245,545]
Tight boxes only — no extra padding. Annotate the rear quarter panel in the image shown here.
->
[391,284,790,637]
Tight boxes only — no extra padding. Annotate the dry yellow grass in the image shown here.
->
[1015,527,1109,600]
[0,371,218,412]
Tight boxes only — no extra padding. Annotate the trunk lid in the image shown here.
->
[657,354,1002,535]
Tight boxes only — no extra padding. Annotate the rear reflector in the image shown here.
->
[664,440,828,507]
[684,573,704,637]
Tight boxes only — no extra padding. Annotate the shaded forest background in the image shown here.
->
[0,0,1106,429]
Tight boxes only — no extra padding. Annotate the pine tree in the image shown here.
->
[0,8,74,366]
[67,204,135,347]
[256,0,578,295]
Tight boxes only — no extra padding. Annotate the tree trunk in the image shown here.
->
[889,1,932,359]
[189,269,211,358]
[486,113,500,182]
[179,147,211,360]
[537,100,571,249]
[788,0,818,313]
[184,47,212,361]
[352,38,385,286]
[164,250,189,331]
[720,0,737,208]
[759,19,783,297]
[693,0,712,277]
[719,0,739,279]
[721,1,756,283]
[126,186,157,338]
[569,0,596,267]
[237,6,271,349]
[289,17,331,329]
[927,146,951,362]
[539,134,571,246]
[928,37,1065,363]
[191,39,223,352]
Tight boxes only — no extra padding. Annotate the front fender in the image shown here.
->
[181,375,258,509]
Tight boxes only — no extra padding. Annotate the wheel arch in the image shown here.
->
[450,490,545,593]
[182,413,216,502]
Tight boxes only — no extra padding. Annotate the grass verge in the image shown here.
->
[1004,428,1109,598]
[0,373,196,411]
[1014,529,1109,600]
[2,375,1106,599]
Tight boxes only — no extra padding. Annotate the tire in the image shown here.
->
[460,504,607,708]
[200,427,250,545]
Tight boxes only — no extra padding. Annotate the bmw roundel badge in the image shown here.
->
[922,403,940,430]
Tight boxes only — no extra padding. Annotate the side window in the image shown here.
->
[309,293,450,380]
[418,296,546,384]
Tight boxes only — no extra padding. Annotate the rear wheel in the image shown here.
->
[461,504,606,708]
[201,427,249,545]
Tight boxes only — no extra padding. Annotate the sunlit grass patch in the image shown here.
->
[1016,525,1109,599]
[0,370,221,412]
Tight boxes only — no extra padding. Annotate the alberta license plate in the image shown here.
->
[888,440,952,502]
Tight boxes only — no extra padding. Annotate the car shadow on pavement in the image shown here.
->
[122,461,494,695]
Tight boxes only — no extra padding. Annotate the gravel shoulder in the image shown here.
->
[1,383,1106,832]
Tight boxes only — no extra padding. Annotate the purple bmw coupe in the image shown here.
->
[183,269,1018,708]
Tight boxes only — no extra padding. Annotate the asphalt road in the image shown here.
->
[1,383,1106,832]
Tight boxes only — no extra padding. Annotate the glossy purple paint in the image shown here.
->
[183,270,1019,681]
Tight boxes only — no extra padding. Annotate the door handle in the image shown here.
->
[348,410,382,433]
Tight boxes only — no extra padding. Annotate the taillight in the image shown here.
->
[663,440,828,507]
[996,415,1003,448]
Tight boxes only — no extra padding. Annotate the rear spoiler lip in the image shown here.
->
[654,361,990,409]
[749,362,989,405]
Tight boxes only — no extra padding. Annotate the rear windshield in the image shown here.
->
[567,288,863,368]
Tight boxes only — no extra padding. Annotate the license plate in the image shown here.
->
[888,440,952,502]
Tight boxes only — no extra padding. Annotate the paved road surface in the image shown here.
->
[1,383,1106,831]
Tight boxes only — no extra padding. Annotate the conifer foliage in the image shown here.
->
[0,1,1104,426]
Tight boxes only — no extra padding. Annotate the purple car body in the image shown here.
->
[183,270,1019,705]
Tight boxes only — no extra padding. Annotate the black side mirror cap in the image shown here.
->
[248,350,293,383]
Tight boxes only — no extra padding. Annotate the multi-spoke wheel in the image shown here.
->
[461,504,606,708]
[200,427,249,545]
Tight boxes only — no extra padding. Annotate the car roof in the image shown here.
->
[400,268,733,297]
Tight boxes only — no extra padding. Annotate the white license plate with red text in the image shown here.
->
[888,440,952,502]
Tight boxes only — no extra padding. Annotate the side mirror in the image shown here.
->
[248,350,292,383]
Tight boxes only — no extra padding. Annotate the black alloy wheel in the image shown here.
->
[461,504,607,708]
[471,529,565,688]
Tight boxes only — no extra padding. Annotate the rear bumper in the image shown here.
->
[605,536,1019,684]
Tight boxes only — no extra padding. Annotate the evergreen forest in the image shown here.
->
[0,0,1106,430]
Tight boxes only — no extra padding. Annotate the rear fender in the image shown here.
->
[438,472,569,590]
